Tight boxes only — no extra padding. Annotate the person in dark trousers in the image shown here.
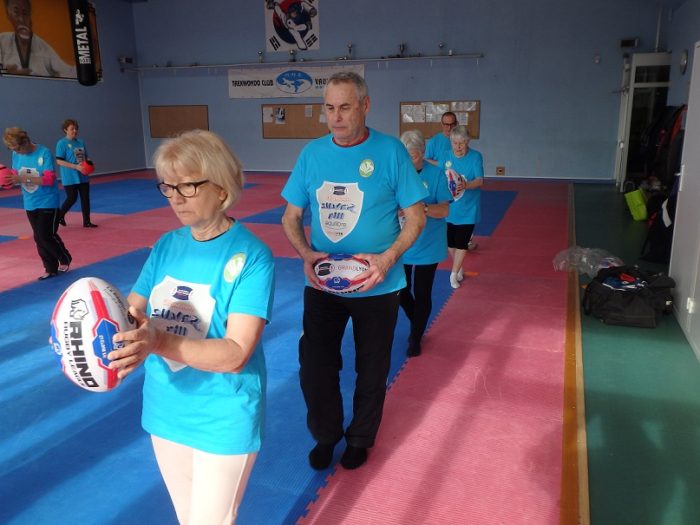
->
[56,119,97,227]
[398,130,452,357]
[281,72,427,470]
[2,127,71,280]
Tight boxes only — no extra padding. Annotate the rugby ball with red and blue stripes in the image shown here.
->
[313,254,369,294]
[50,277,135,392]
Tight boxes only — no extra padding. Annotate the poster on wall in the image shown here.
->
[229,64,363,99]
[264,0,320,53]
[0,0,102,82]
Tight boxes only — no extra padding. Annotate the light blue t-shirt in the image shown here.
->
[440,149,484,225]
[282,128,428,298]
[425,133,452,161]
[132,221,275,455]
[11,145,59,210]
[403,162,453,265]
[56,137,89,185]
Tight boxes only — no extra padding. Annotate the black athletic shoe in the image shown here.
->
[340,445,368,470]
[308,442,336,470]
[83,222,98,228]
[38,272,57,281]
[58,217,66,226]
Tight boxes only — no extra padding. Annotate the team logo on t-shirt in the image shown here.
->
[224,253,246,283]
[316,181,363,243]
[74,147,86,163]
[149,276,216,372]
[359,159,374,178]
[19,167,38,193]
[171,286,194,300]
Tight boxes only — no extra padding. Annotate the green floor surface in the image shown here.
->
[575,183,700,525]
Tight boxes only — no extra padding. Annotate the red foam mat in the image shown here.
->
[300,181,569,525]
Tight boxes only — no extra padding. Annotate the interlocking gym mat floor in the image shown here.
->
[0,172,570,524]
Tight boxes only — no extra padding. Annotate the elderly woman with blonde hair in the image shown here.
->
[2,126,71,280]
[110,129,275,525]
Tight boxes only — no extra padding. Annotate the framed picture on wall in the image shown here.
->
[0,0,102,81]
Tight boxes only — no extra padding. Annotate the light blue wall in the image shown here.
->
[2,2,697,180]
[0,1,144,174]
[132,0,673,180]
[667,0,700,105]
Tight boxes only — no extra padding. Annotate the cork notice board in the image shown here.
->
[399,100,480,140]
[262,103,329,139]
[148,105,209,138]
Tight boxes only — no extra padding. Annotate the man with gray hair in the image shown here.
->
[281,71,427,470]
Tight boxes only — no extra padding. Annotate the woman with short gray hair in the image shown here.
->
[398,129,452,356]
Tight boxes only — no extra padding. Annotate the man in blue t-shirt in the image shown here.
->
[282,72,427,471]
[424,111,457,164]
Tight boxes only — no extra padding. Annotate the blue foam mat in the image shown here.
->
[242,204,311,226]
[475,190,517,236]
[0,181,258,214]
[0,180,165,214]
[0,254,452,525]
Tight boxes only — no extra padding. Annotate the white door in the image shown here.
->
[670,42,700,358]
[614,52,672,191]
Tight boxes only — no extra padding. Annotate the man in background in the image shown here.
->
[425,111,457,164]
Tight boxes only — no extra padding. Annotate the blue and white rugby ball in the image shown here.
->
[50,277,135,392]
[313,254,370,294]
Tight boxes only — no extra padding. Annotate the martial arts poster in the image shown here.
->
[264,0,320,53]
[0,0,75,78]
[229,64,364,99]
[0,0,101,81]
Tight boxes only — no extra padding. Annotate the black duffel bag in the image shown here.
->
[582,265,675,328]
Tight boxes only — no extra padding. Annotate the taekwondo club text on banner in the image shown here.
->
[228,65,364,99]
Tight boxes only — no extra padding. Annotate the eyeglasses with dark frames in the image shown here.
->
[156,180,210,198]
[441,121,457,127]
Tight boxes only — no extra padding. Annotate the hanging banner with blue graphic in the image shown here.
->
[264,0,320,53]
[228,64,363,99]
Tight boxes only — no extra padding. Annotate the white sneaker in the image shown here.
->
[467,240,478,251]
[450,273,460,289]
[457,268,464,282]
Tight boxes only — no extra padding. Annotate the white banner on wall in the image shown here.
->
[264,0,320,52]
[228,64,364,99]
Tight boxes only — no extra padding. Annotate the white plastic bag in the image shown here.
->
[553,246,623,278]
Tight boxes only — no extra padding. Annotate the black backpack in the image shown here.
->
[641,173,679,264]
[582,266,675,328]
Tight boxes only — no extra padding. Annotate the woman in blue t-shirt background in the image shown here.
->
[56,119,97,228]
[2,126,72,280]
